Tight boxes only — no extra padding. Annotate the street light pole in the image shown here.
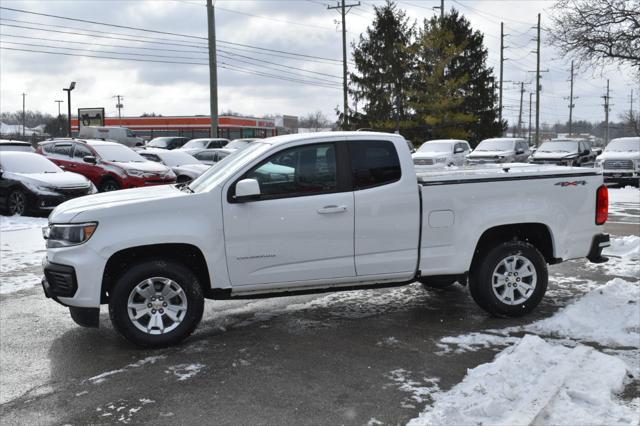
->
[63,81,76,138]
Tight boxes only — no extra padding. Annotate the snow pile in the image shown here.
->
[529,278,639,347]
[595,235,640,277]
[0,215,47,231]
[386,369,440,409]
[409,335,639,426]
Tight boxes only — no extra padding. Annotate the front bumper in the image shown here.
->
[602,170,639,184]
[586,233,610,264]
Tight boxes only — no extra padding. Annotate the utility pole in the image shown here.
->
[433,0,445,20]
[63,81,76,138]
[499,22,504,130]
[566,60,576,135]
[329,0,361,130]
[528,92,533,145]
[114,95,124,122]
[21,93,26,137]
[206,0,219,137]
[55,100,63,117]
[517,82,525,138]
[630,89,634,117]
[534,13,541,146]
[602,79,611,144]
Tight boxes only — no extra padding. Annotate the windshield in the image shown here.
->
[475,139,515,151]
[226,140,250,150]
[189,142,271,193]
[0,153,62,173]
[605,139,640,152]
[93,144,146,162]
[183,139,208,149]
[538,141,579,153]
[147,138,173,148]
[156,151,201,167]
[418,142,453,153]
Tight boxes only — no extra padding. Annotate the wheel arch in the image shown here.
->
[470,223,557,273]
[101,243,211,303]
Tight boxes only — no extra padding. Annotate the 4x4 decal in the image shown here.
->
[555,180,587,187]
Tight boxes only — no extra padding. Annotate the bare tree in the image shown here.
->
[299,111,331,131]
[620,111,640,136]
[548,0,640,73]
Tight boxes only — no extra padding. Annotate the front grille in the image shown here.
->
[57,186,92,198]
[414,158,434,166]
[44,263,77,297]
[604,160,633,170]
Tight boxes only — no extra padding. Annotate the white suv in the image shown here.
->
[412,139,470,167]
[595,137,640,186]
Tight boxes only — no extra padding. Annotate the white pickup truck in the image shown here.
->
[41,132,610,347]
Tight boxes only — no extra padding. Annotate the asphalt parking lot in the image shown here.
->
[0,209,638,425]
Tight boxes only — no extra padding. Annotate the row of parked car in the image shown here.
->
[0,136,256,216]
[412,136,640,186]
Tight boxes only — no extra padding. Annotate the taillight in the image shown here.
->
[596,185,608,225]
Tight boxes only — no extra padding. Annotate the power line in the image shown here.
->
[0,46,342,89]
[0,6,345,63]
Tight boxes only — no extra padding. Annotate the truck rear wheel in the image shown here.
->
[469,241,547,317]
[108,259,204,347]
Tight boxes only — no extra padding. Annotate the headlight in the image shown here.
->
[435,157,447,163]
[126,169,146,177]
[24,182,60,195]
[595,160,603,169]
[43,222,98,248]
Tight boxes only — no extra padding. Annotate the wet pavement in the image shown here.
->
[0,220,638,425]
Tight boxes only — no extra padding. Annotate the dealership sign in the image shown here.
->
[78,108,105,127]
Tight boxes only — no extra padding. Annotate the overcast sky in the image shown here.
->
[1,0,638,128]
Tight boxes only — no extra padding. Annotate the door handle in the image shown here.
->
[317,205,347,214]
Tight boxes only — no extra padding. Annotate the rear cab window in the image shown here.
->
[348,140,401,190]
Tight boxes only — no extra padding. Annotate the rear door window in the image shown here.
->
[73,143,93,161]
[348,140,401,190]
[52,143,73,158]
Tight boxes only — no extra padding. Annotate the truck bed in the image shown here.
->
[416,163,600,185]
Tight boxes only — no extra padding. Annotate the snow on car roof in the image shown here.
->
[259,131,405,147]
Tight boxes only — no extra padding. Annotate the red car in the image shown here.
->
[37,139,176,192]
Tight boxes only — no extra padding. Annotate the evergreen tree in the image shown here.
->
[410,10,503,145]
[349,1,414,131]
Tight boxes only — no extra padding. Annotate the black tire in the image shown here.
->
[100,178,121,192]
[7,189,28,216]
[108,259,204,347]
[419,277,457,289]
[469,241,547,317]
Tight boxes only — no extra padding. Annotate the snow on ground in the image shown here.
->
[609,186,640,221]
[587,235,640,278]
[529,278,639,347]
[165,363,205,381]
[0,215,47,232]
[0,216,47,294]
[409,335,639,426]
[87,356,167,385]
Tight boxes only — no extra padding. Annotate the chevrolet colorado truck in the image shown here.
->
[41,132,610,347]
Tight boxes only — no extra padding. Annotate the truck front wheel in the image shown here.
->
[469,241,547,317]
[108,259,204,347]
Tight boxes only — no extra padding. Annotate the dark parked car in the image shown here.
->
[0,152,96,216]
[189,148,234,165]
[0,140,35,152]
[529,138,595,166]
[37,139,176,192]
[146,137,190,150]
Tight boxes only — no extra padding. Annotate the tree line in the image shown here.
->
[344,2,503,146]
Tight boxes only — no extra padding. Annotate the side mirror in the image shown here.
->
[454,147,464,154]
[83,155,97,164]
[515,149,525,155]
[234,178,261,202]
